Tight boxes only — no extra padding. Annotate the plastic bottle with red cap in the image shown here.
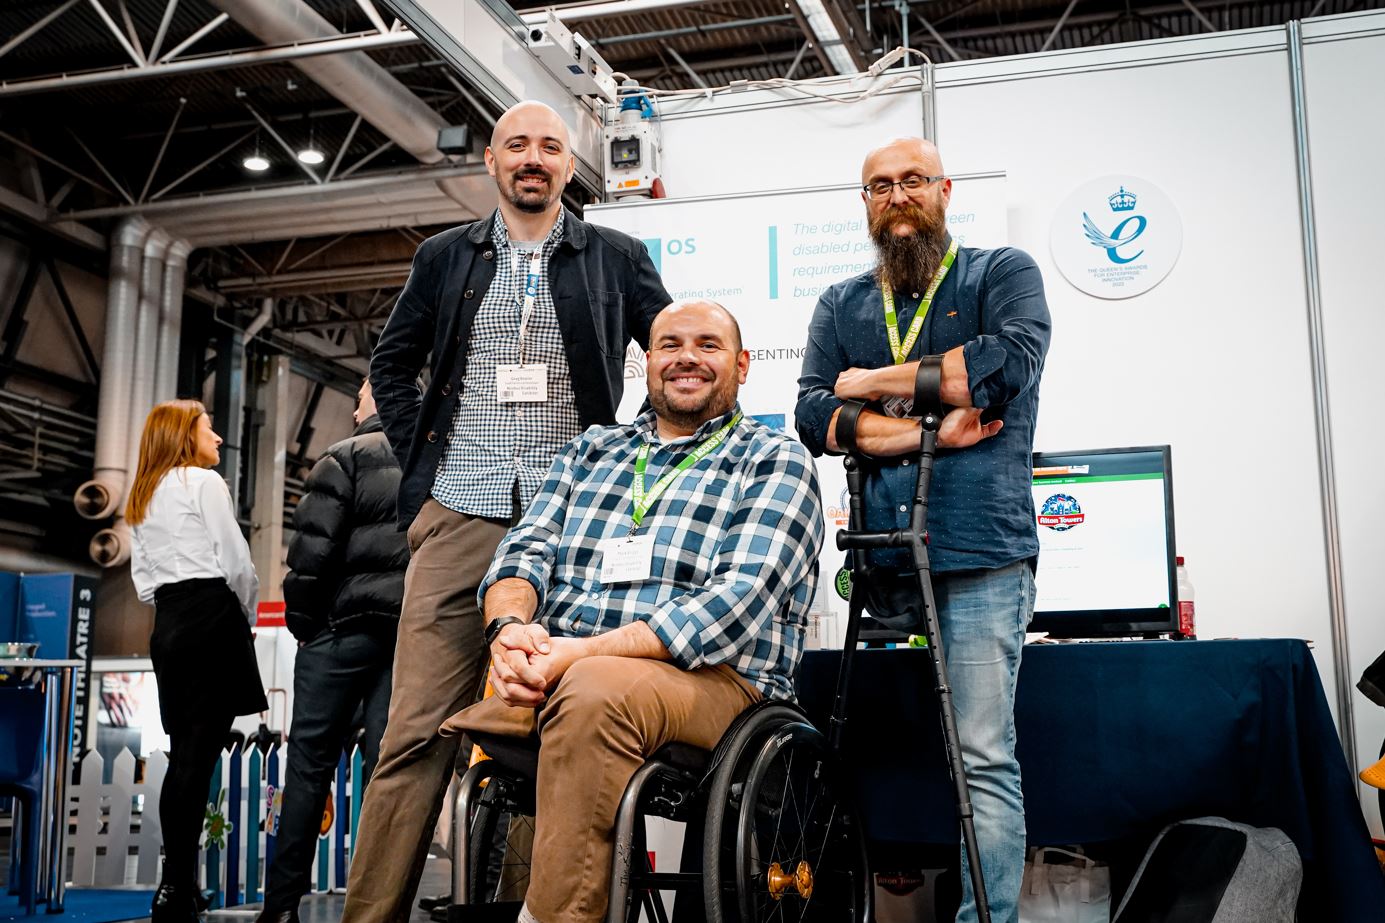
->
[1176,555,1196,639]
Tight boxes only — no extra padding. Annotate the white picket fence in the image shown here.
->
[65,742,367,906]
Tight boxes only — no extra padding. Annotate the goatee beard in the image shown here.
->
[870,203,948,294]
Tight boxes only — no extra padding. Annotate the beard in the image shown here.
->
[870,200,949,294]
[503,168,557,214]
[647,366,737,432]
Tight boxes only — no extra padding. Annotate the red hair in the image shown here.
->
[125,400,207,525]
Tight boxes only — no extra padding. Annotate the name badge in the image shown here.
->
[599,533,654,584]
[496,363,548,402]
[881,396,913,419]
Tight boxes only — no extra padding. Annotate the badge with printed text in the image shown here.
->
[496,363,548,402]
[599,533,655,584]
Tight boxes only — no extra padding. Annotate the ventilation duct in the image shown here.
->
[88,229,170,568]
[75,217,149,521]
[153,239,191,403]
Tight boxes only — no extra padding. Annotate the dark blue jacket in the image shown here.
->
[796,242,1052,574]
[370,208,670,527]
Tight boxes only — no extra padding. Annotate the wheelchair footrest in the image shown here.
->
[446,900,523,923]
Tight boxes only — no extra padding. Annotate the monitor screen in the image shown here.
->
[1030,445,1178,637]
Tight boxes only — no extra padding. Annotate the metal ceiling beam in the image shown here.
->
[520,0,731,24]
[216,261,413,293]
[59,162,488,220]
[0,0,81,60]
[1040,0,1082,52]
[0,30,421,97]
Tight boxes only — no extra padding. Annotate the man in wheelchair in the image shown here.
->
[440,299,825,923]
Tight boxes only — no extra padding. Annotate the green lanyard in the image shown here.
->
[881,237,959,365]
[631,413,741,531]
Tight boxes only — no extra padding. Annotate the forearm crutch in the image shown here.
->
[833,355,992,923]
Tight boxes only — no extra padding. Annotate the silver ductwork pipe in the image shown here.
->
[153,239,191,403]
[244,296,275,341]
[206,0,473,208]
[126,228,171,484]
[89,229,170,568]
[75,217,149,521]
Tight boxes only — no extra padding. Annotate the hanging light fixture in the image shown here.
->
[243,130,269,172]
[297,121,325,165]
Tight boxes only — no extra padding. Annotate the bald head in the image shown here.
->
[490,100,570,151]
[861,137,944,185]
[650,299,742,352]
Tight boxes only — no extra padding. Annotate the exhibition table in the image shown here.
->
[797,638,1385,918]
[1,658,82,913]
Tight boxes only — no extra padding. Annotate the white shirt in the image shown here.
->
[130,466,259,625]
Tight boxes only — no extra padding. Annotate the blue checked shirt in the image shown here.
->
[480,405,824,700]
[431,211,581,518]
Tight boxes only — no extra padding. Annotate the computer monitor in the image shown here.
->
[1030,445,1179,638]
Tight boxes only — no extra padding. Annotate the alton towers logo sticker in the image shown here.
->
[1038,494,1085,532]
[1050,175,1183,300]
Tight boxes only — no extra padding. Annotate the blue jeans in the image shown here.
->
[934,559,1035,923]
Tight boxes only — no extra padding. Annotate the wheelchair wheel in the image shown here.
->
[703,706,871,922]
[466,777,534,904]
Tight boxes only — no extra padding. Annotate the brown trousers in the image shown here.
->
[342,499,512,923]
[444,657,760,923]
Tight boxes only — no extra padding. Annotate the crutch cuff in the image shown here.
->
[913,355,945,420]
[834,399,868,455]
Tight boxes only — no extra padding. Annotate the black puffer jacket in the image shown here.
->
[283,415,409,641]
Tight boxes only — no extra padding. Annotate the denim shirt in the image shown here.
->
[794,242,1052,573]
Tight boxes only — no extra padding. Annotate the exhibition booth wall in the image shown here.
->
[586,9,1385,835]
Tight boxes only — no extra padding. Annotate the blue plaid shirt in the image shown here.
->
[480,404,824,700]
[431,211,581,518]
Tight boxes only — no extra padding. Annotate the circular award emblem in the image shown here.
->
[1050,175,1182,299]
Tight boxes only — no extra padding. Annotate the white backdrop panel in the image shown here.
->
[648,78,927,200]
[1303,10,1385,835]
[932,41,1337,695]
[588,177,1008,645]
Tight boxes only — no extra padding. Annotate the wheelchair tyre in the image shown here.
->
[466,779,533,904]
[702,707,871,922]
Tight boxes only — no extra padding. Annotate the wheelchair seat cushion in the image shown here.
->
[467,732,709,782]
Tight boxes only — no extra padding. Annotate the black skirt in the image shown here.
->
[150,577,269,735]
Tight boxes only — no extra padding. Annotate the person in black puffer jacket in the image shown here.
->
[257,379,408,923]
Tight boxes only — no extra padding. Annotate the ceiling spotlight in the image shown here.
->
[243,154,270,172]
[296,147,325,165]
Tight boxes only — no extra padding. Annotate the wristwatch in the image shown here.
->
[484,616,525,647]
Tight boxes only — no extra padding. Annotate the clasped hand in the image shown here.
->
[488,622,582,708]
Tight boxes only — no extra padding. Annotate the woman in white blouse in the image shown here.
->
[127,400,267,923]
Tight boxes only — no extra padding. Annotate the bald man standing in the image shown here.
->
[796,138,1051,923]
[346,100,670,923]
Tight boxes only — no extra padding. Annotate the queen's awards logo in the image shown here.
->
[1050,175,1182,299]
[1037,494,1085,531]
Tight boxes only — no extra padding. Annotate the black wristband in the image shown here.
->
[913,355,945,420]
[484,616,524,647]
[834,399,868,454]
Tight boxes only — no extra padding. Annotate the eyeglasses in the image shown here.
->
[862,174,946,199]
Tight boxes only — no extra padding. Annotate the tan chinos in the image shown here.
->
[341,499,512,923]
[444,656,760,923]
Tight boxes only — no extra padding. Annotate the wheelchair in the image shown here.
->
[448,360,984,922]
[449,694,872,923]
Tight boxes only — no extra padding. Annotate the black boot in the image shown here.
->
[150,884,199,923]
[253,907,300,923]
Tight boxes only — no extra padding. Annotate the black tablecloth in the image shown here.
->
[797,639,1385,919]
